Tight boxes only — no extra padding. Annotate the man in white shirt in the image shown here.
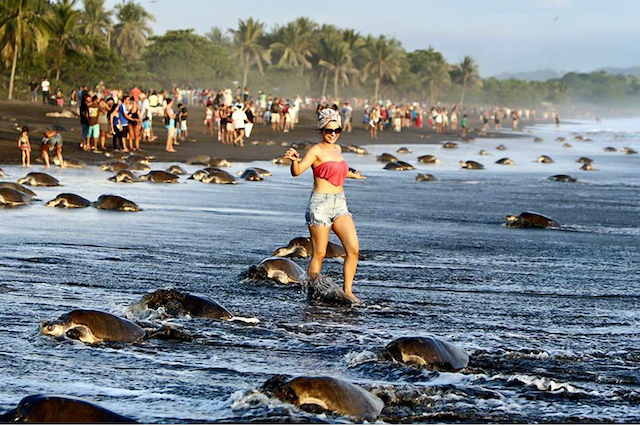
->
[41,78,50,105]
[231,104,247,147]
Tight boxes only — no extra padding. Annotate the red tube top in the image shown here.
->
[313,160,348,186]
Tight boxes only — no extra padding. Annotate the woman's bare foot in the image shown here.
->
[345,291,360,304]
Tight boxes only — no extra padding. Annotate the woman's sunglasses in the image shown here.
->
[323,127,342,134]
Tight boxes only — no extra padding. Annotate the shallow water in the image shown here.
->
[1,119,639,423]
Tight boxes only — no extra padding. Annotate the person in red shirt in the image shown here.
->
[130,86,141,102]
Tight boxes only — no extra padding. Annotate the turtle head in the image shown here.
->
[272,246,291,257]
[261,375,296,402]
[505,214,518,223]
[40,320,66,337]
[121,202,139,212]
[459,161,466,167]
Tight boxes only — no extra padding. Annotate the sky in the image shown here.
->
[104,0,640,77]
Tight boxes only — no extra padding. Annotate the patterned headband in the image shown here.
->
[318,108,342,129]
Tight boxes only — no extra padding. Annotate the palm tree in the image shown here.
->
[453,56,481,106]
[425,60,451,105]
[48,0,85,82]
[317,32,357,99]
[205,26,231,49]
[0,0,50,100]
[229,17,271,88]
[341,29,364,68]
[112,0,154,63]
[79,0,112,43]
[270,21,314,74]
[362,35,403,101]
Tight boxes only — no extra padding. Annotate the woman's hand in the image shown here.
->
[348,169,366,180]
[284,148,300,161]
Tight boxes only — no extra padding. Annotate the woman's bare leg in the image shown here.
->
[308,225,330,279]
[332,215,360,302]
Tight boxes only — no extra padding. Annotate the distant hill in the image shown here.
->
[490,69,566,81]
[595,66,640,78]
[491,66,640,81]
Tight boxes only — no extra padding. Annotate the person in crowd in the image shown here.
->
[118,95,131,152]
[164,98,177,152]
[231,103,247,147]
[86,95,100,151]
[97,98,110,151]
[109,99,124,151]
[41,77,50,105]
[244,102,255,139]
[204,104,214,135]
[17,126,31,167]
[29,81,38,103]
[179,103,188,141]
[128,97,141,151]
[40,130,64,169]
[142,116,152,143]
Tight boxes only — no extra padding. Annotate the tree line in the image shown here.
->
[2,0,640,109]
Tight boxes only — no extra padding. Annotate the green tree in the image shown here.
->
[205,26,231,49]
[48,0,87,82]
[362,35,403,101]
[112,0,154,63]
[452,55,481,106]
[270,19,315,75]
[79,0,112,44]
[143,29,231,88]
[0,0,50,99]
[229,17,271,88]
[317,32,357,99]
[408,48,451,104]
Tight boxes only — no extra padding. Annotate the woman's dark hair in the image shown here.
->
[21,126,29,133]
[166,98,172,104]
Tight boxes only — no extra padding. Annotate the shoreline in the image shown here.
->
[0,100,538,167]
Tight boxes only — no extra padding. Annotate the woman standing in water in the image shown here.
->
[284,109,366,303]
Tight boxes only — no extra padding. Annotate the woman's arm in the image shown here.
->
[285,146,317,177]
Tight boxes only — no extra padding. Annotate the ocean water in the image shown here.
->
[0,119,639,423]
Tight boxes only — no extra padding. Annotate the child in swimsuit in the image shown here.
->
[17,126,31,167]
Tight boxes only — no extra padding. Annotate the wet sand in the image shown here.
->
[0,100,518,166]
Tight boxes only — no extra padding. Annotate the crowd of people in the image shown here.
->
[18,78,559,166]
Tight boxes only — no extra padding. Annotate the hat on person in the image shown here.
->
[318,108,342,129]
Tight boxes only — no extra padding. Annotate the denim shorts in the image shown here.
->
[305,192,351,227]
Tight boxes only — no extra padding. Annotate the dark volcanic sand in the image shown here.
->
[0,100,516,166]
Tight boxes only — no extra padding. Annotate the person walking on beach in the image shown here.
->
[164,98,177,152]
[283,108,366,303]
[369,105,380,139]
[342,101,353,133]
[231,103,247,147]
[204,104,214,135]
[87,95,100,151]
[17,126,31,167]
